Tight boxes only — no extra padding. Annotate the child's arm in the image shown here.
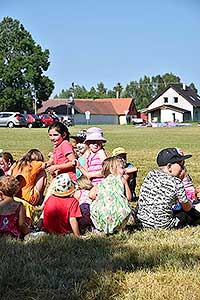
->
[125,166,138,174]
[121,177,132,201]
[69,217,80,237]
[18,204,29,235]
[73,190,81,200]
[47,152,76,175]
[76,163,104,180]
[89,185,97,200]
[76,149,106,180]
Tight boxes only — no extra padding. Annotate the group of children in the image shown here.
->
[0,122,138,239]
[0,121,200,240]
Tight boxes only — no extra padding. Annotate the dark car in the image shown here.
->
[38,114,59,127]
[23,114,43,128]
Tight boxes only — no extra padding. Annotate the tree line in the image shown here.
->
[0,17,197,112]
[55,76,198,110]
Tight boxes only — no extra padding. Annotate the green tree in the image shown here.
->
[96,82,107,98]
[0,17,54,112]
[113,82,123,98]
[107,89,116,98]
[88,86,98,99]
[189,82,198,94]
[123,73,182,109]
[73,85,88,98]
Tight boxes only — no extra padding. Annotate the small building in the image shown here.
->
[37,98,138,125]
[144,84,200,123]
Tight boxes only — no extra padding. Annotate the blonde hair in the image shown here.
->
[76,175,93,190]
[102,156,125,177]
[0,175,20,197]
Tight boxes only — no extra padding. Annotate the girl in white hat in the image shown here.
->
[76,127,107,185]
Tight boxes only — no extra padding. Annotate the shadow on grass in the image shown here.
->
[0,232,200,300]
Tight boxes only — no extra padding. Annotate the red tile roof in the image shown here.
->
[38,98,137,116]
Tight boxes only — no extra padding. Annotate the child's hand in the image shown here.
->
[48,152,53,159]
[123,173,129,181]
[122,174,129,184]
[34,205,44,211]
[47,165,58,175]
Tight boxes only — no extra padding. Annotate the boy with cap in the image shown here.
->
[112,147,138,201]
[135,147,195,229]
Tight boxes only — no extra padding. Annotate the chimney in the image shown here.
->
[116,90,120,98]
[183,83,186,90]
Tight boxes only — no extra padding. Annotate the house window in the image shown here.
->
[174,97,178,103]
[164,97,168,103]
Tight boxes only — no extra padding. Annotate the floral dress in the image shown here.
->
[90,174,131,234]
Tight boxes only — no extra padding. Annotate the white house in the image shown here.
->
[145,84,200,123]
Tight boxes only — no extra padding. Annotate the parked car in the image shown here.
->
[38,114,59,127]
[23,114,43,128]
[0,112,27,128]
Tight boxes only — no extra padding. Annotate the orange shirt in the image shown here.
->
[10,161,43,204]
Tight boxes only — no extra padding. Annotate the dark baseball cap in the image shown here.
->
[157,148,192,167]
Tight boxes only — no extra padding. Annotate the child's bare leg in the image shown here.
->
[36,177,56,210]
[34,170,47,204]
[69,217,80,237]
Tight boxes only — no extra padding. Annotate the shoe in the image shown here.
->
[24,231,47,241]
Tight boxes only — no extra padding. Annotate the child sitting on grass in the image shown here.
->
[135,147,199,229]
[0,151,15,175]
[0,175,28,239]
[177,148,195,201]
[89,156,132,234]
[76,127,107,185]
[112,147,138,201]
[73,175,93,233]
[42,173,82,237]
[8,149,48,206]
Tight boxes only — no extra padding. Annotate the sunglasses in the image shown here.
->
[174,160,185,167]
[88,140,103,144]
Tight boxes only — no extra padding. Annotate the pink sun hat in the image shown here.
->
[85,127,107,143]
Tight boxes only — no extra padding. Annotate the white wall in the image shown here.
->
[148,87,193,115]
[160,109,183,122]
[119,115,128,125]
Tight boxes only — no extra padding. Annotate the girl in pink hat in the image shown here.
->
[76,127,107,184]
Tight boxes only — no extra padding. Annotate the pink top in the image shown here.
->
[53,140,76,180]
[0,204,21,238]
[86,151,104,184]
[79,190,92,206]
[182,174,195,200]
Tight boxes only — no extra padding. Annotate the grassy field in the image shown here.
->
[1,125,200,300]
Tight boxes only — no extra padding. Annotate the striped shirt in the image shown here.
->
[86,151,104,184]
[136,170,190,229]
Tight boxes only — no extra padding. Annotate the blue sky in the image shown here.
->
[1,0,200,96]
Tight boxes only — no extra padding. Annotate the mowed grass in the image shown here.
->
[1,125,200,300]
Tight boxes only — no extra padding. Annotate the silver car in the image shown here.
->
[0,112,27,128]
